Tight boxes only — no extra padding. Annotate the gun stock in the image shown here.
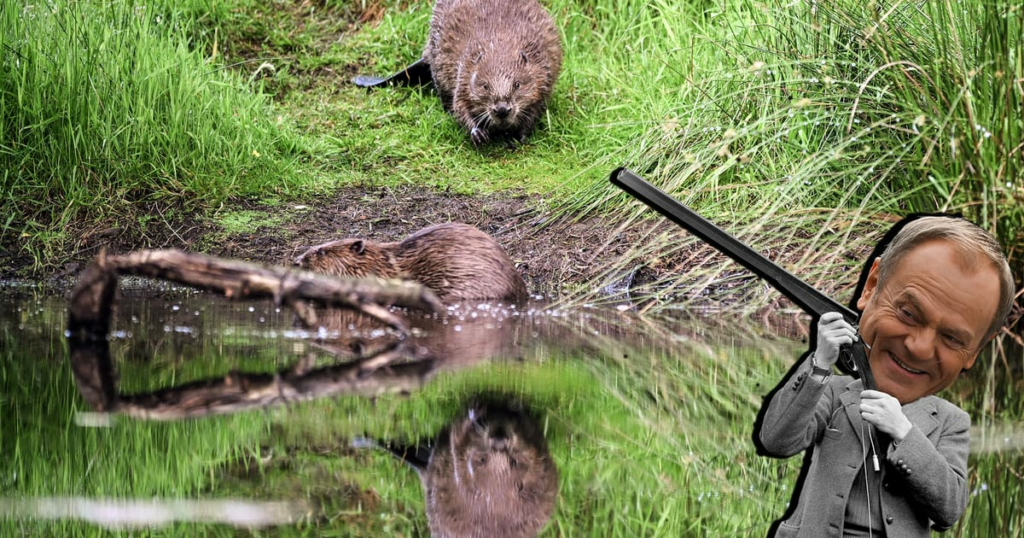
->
[610,167,875,390]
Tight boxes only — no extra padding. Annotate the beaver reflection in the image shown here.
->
[361,397,558,538]
[311,302,525,371]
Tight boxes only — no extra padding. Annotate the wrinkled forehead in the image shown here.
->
[879,239,1001,334]
[879,238,999,289]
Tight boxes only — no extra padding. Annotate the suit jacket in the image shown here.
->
[757,356,970,537]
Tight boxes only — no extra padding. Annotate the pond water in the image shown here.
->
[0,281,1020,536]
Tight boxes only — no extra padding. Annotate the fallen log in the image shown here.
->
[66,248,443,418]
[68,249,444,337]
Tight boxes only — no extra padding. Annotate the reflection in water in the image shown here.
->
[71,334,437,420]
[313,302,532,369]
[357,395,558,538]
[59,273,566,534]
[1,283,1021,534]
[62,259,444,419]
[64,295,587,420]
[0,497,307,529]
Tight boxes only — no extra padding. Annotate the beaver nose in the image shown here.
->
[493,103,510,118]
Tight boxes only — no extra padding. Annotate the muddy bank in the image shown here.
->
[1,187,642,296]
[5,186,1020,338]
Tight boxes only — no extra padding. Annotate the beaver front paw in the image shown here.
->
[470,127,490,147]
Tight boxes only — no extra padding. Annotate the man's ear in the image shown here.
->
[966,331,1001,370]
[963,324,1007,371]
[856,257,882,310]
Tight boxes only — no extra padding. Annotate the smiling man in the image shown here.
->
[755,216,1016,538]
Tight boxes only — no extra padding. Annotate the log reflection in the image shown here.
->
[66,249,442,419]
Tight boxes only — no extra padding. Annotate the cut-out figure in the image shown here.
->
[755,215,1015,537]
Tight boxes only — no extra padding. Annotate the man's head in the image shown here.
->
[856,217,1014,404]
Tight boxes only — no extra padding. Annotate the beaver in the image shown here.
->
[425,0,562,146]
[355,397,559,537]
[294,223,528,303]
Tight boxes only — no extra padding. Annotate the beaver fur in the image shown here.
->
[424,0,562,146]
[424,400,558,537]
[294,222,528,302]
[359,397,559,537]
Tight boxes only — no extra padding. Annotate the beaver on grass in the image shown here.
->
[355,0,562,147]
[294,222,528,302]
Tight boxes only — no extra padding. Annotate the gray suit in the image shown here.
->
[757,357,970,537]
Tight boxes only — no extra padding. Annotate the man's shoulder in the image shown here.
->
[913,394,971,424]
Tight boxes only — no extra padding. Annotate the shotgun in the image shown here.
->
[610,167,876,390]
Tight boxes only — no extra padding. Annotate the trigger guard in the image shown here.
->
[838,350,858,372]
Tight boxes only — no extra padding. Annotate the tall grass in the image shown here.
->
[795,1,1023,250]
[0,0,303,262]
[554,0,1022,315]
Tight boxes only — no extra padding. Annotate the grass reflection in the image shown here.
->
[0,290,1020,536]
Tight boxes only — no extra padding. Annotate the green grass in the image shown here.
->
[2,0,1021,289]
[0,0,306,264]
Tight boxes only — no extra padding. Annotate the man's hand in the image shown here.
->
[860,390,913,441]
[814,312,857,368]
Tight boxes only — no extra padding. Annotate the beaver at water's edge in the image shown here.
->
[294,223,528,302]
[357,398,559,537]
[425,0,562,146]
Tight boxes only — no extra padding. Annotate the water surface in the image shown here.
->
[1,282,1020,536]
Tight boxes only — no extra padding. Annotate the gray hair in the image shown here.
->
[876,216,1015,341]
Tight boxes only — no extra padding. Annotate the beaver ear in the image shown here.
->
[519,51,529,65]
[350,240,365,255]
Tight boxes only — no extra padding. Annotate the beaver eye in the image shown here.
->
[480,81,490,91]
[513,81,521,90]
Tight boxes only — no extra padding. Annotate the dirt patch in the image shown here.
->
[260,187,644,294]
[4,187,640,296]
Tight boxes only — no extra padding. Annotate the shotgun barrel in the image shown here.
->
[610,167,876,390]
